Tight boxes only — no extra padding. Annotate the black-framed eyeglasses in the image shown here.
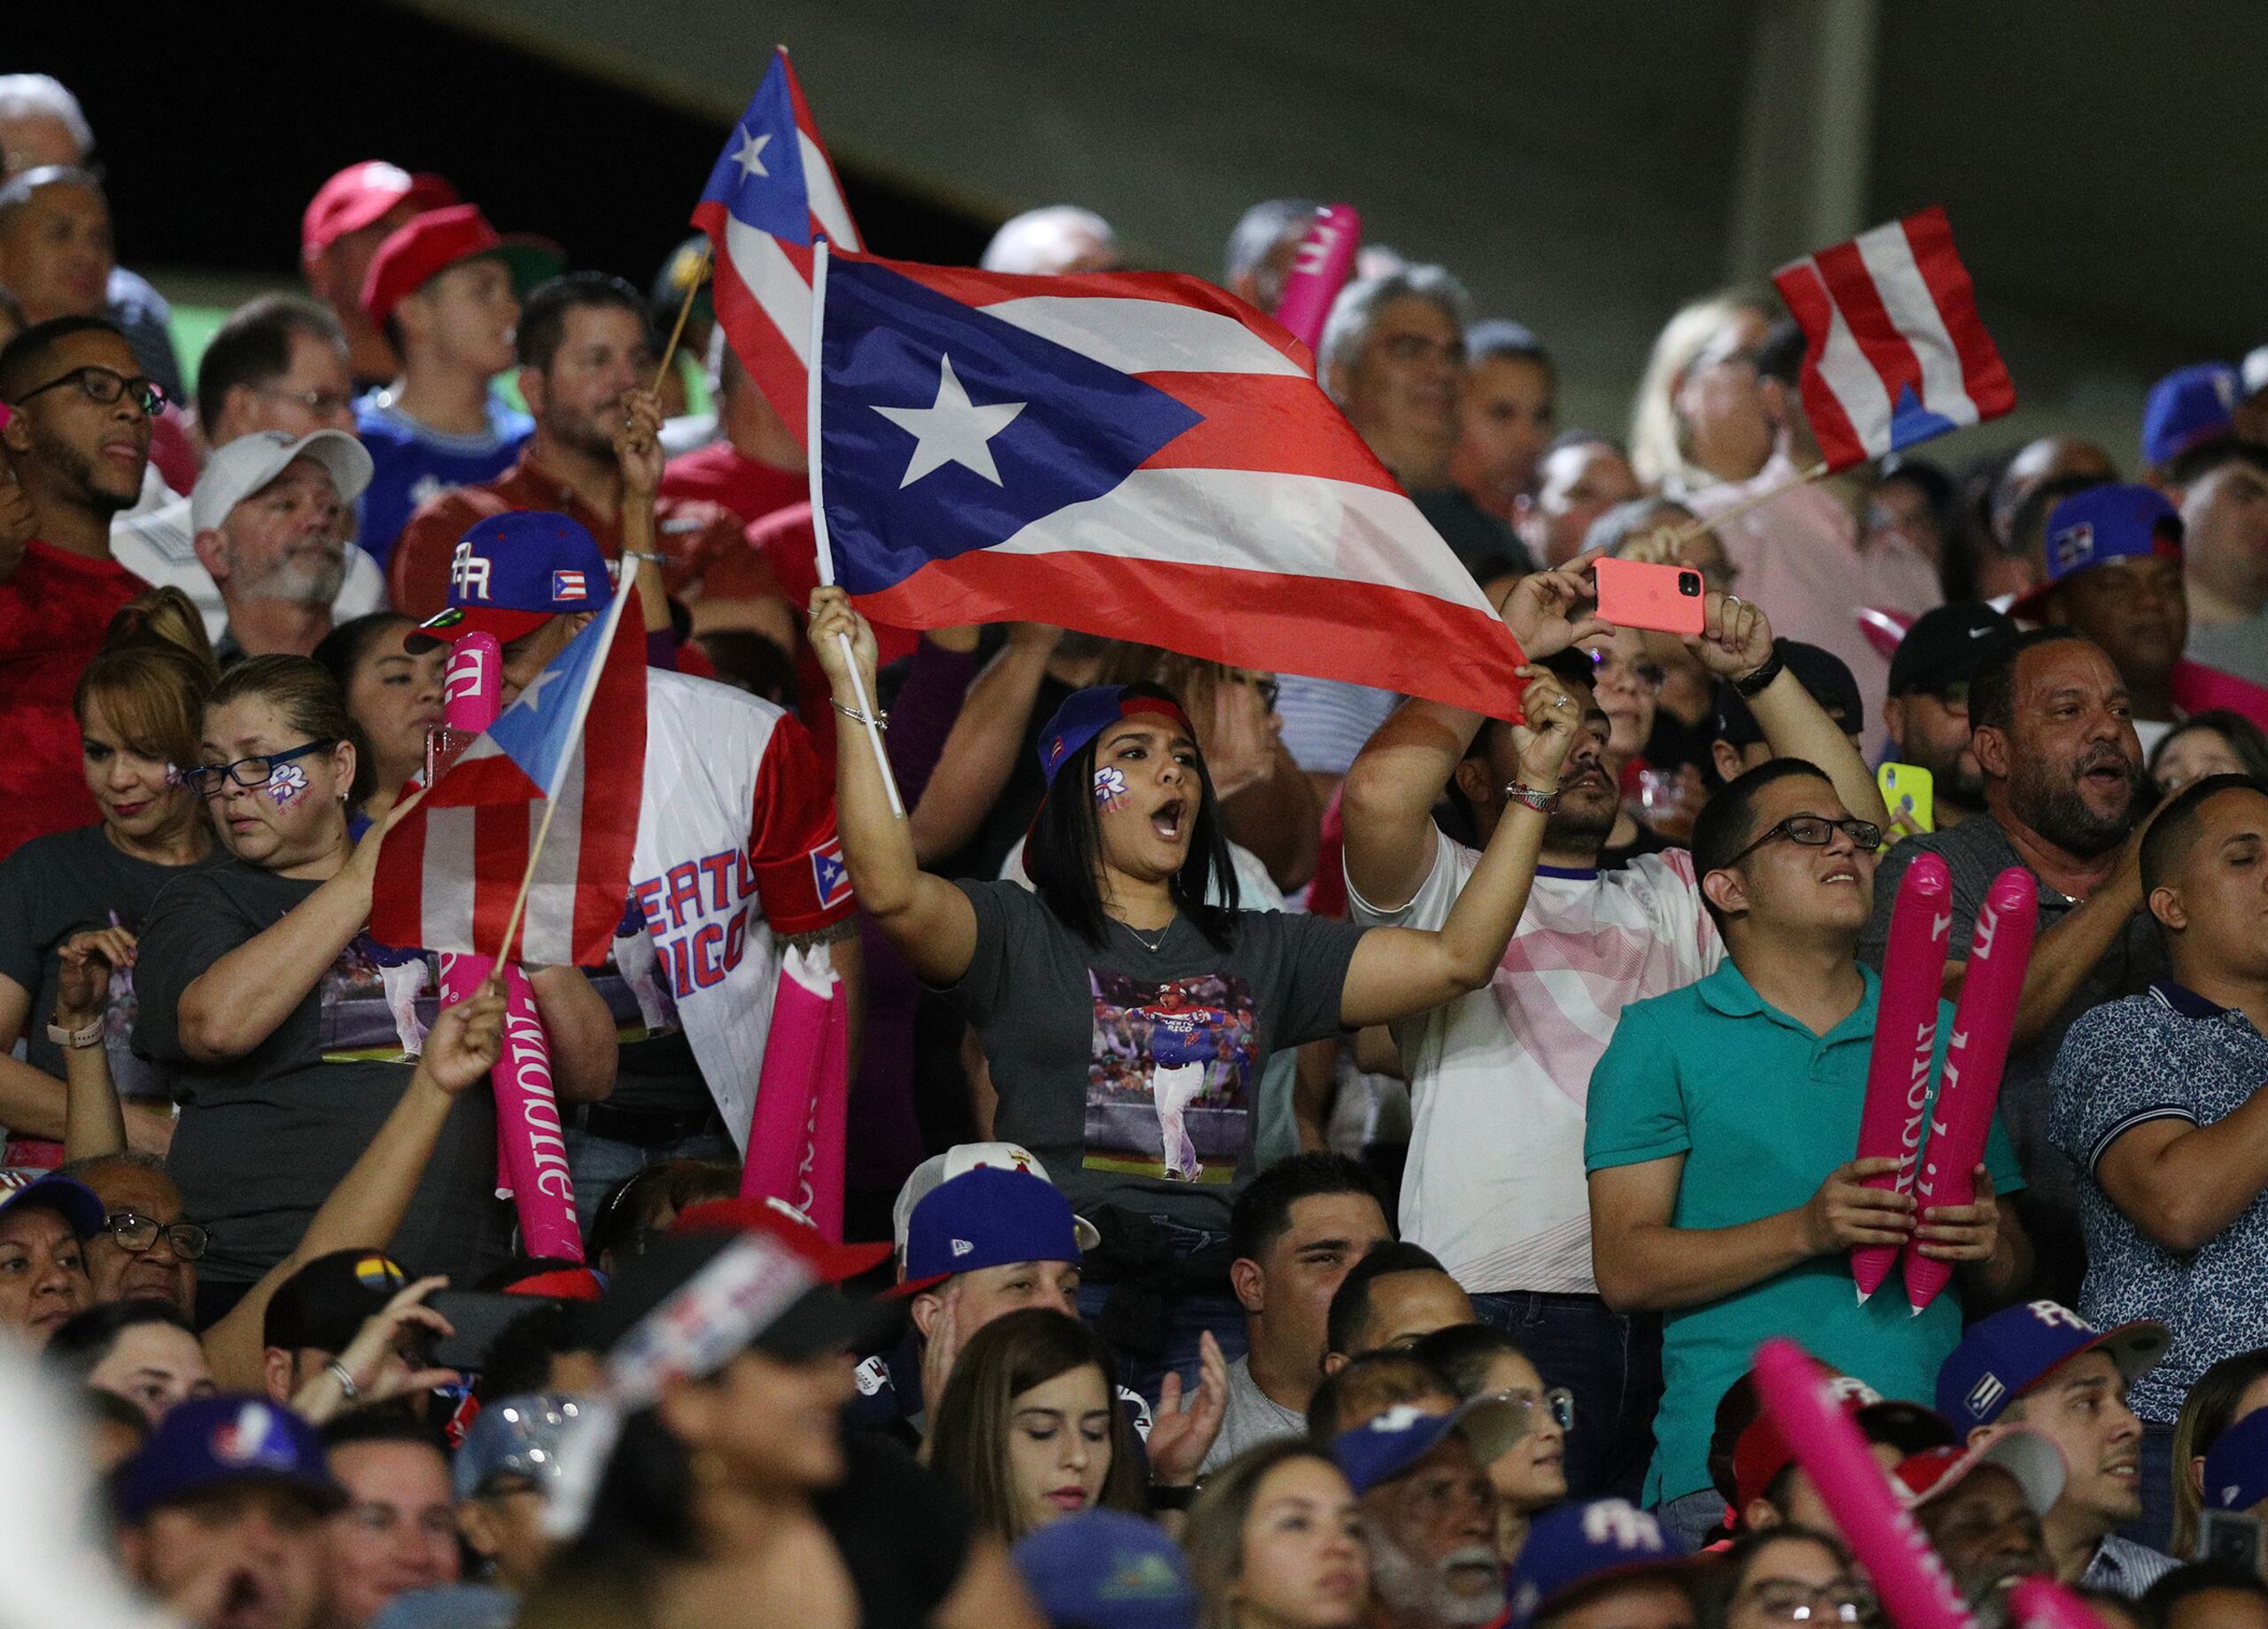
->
[1727,813,1884,865]
[1590,649,1666,692]
[1739,1579,1880,1625]
[183,740,337,798]
[105,1210,207,1261]
[255,384,355,419]
[13,365,167,416]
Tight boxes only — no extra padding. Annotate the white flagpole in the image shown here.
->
[489,568,642,965]
[804,237,907,818]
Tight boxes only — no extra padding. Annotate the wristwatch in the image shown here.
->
[1503,781,1561,815]
[46,1017,102,1050]
[1732,649,1785,697]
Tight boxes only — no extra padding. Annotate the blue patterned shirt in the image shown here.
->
[2051,981,2268,1424]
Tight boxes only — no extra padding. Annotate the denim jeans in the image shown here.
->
[563,1127,738,1236]
[1657,1486,1729,1552]
[1076,1214,1252,1408]
[1470,1292,1663,1505]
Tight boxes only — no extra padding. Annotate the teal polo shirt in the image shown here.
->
[1585,959,2024,1506]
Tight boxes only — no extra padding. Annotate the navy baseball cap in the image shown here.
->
[1714,640,1865,747]
[2204,1408,2268,1513]
[1935,1301,2171,1431]
[2142,362,2240,469]
[0,1171,106,1239]
[1037,686,1194,787]
[114,1395,346,1523]
[896,1166,1086,1296]
[407,511,614,650]
[1503,1500,1689,1629]
[1012,1509,1198,1629]
[452,1392,587,1501]
[2009,483,2183,620]
[1330,1394,1534,1496]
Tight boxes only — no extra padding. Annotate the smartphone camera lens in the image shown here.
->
[1677,570,1701,596]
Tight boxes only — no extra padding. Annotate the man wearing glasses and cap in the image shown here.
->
[0,314,161,860]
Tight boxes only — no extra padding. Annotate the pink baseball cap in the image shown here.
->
[302,161,459,260]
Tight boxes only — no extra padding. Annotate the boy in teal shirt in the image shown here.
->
[1586,759,2031,1548]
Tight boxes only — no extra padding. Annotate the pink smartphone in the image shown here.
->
[1593,557,1707,638]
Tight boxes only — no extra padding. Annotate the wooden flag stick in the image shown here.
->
[1666,459,1831,547]
[651,244,714,394]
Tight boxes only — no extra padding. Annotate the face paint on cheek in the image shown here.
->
[162,764,185,788]
[266,763,309,807]
[1093,766,1130,811]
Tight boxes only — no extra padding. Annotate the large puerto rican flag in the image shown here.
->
[692,48,862,443]
[810,250,1531,719]
[1772,206,2016,473]
[372,591,646,967]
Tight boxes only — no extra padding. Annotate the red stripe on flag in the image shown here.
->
[568,638,648,963]
[1772,260,1871,474]
[696,200,812,443]
[472,803,529,960]
[858,551,1531,723]
[369,795,428,952]
[1133,371,1404,489]
[428,756,541,808]
[1812,239,1927,409]
[1899,206,2015,420]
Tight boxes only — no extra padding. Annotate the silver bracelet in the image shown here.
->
[326,1360,359,1400]
[830,697,889,731]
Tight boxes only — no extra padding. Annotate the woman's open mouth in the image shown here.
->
[1150,798,1186,842]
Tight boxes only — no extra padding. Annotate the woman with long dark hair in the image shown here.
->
[812,584,1585,1383]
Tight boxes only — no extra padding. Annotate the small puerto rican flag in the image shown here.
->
[1772,206,2015,473]
[552,570,589,601]
[810,839,851,911]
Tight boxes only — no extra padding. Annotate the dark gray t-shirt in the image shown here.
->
[134,862,512,1285]
[0,823,223,1102]
[1859,816,2165,1299]
[945,880,1366,1230]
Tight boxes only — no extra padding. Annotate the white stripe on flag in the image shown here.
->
[519,743,587,967]
[726,217,812,364]
[980,296,1308,379]
[1852,221,1979,426]
[1807,268,1897,455]
[983,467,1495,614]
[421,803,479,952]
[797,131,861,251]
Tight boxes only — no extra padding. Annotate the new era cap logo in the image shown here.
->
[951,1237,975,1257]
[1966,1373,2007,1418]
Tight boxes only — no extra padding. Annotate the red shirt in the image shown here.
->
[747,503,920,759]
[659,440,807,527]
[0,542,146,861]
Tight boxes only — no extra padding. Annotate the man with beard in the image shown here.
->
[1332,1399,1531,1627]
[1861,627,2165,1306]
[1883,604,2018,832]
[1897,1435,2065,1628]
[1342,561,1886,1504]
[386,273,762,628]
[190,431,374,661]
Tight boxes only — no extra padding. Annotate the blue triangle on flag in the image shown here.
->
[817,259,1203,595]
[698,54,810,244]
[485,609,613,793]
[1885,382,1959,453]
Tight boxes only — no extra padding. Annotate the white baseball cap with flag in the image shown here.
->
[190,429,374,537]
[891,1141,1101,1261]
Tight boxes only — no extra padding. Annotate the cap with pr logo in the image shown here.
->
[407,511,614,651]
[1934,1299,2168,1431]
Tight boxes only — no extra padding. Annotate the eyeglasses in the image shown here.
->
[1590,650,1666,692]
[254,384,356,419]
[1740,1579,1880,1625]
[183,740,337,798]
[1487,1386,1577,1431]
[1726,813,1884,865]
[13,365,167,416]
[105,1210,208,1261]
[1247,676,1281,711]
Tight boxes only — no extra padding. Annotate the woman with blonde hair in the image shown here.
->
[0,592,220,1162]
[1628,289,1777,494]
[1187,1439,1369,1629]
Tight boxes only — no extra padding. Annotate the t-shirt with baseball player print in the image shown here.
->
[623,668,858,1135]
[353,389,532,570]
[944,880,1366,1231]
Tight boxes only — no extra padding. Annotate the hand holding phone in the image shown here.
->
[1593,558,1706,638]
[1879,763,1936,844]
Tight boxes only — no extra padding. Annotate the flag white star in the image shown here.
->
[729,127,773,182]
[871,355,1027,488]
[518,667,562,713]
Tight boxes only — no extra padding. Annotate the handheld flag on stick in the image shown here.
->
[692,46,863,442]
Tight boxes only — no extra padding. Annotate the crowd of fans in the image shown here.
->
[4,59,2268,1629]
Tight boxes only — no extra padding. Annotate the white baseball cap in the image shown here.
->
[891,1141,1101,1259]
[190,429,373,537]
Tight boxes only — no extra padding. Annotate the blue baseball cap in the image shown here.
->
[1935,1301,2169,1432]
[1330,1394,1534,1496]
[0,1170,106,1239]
[2009,483,2183,619]
[1503,1500,1690,1629]
[114,1395,346,1524]
[2142,362,2240,469]
[895,1166,1087,1294]
[452,1392,587,1501]
[2204,1408,2268,1513]
[1012,1509,1198,1629]
[408,510,613,649]
[1037,686,1194,787]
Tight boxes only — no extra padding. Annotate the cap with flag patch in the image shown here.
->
[895,1165,1092,1296]
[2142,363,2240,469]
[2008,484,2183,621]
[115,1394,346,1523]
[1037,686,1197,787]
[890,1142,1101,1260]
[2204,1408,2268,1514]
[1330,1394,1535,1496]
[1935,1300,2170,1431]
[1503,1499,1689,1629]
[1012,1509,1197,1629]
[407,511,613,650]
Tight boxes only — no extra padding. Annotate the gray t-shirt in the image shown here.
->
[2187,611,2268,687]
[1200,1354,1306,1473]
[944,880,1366,1230]
[1859,816,2165,1300]
[134,862,512,1285]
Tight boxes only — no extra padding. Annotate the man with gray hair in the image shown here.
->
[0,74,182,400]
[190,430,374,661]
[980,206,1119,275]
[1222,198,1321,314]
